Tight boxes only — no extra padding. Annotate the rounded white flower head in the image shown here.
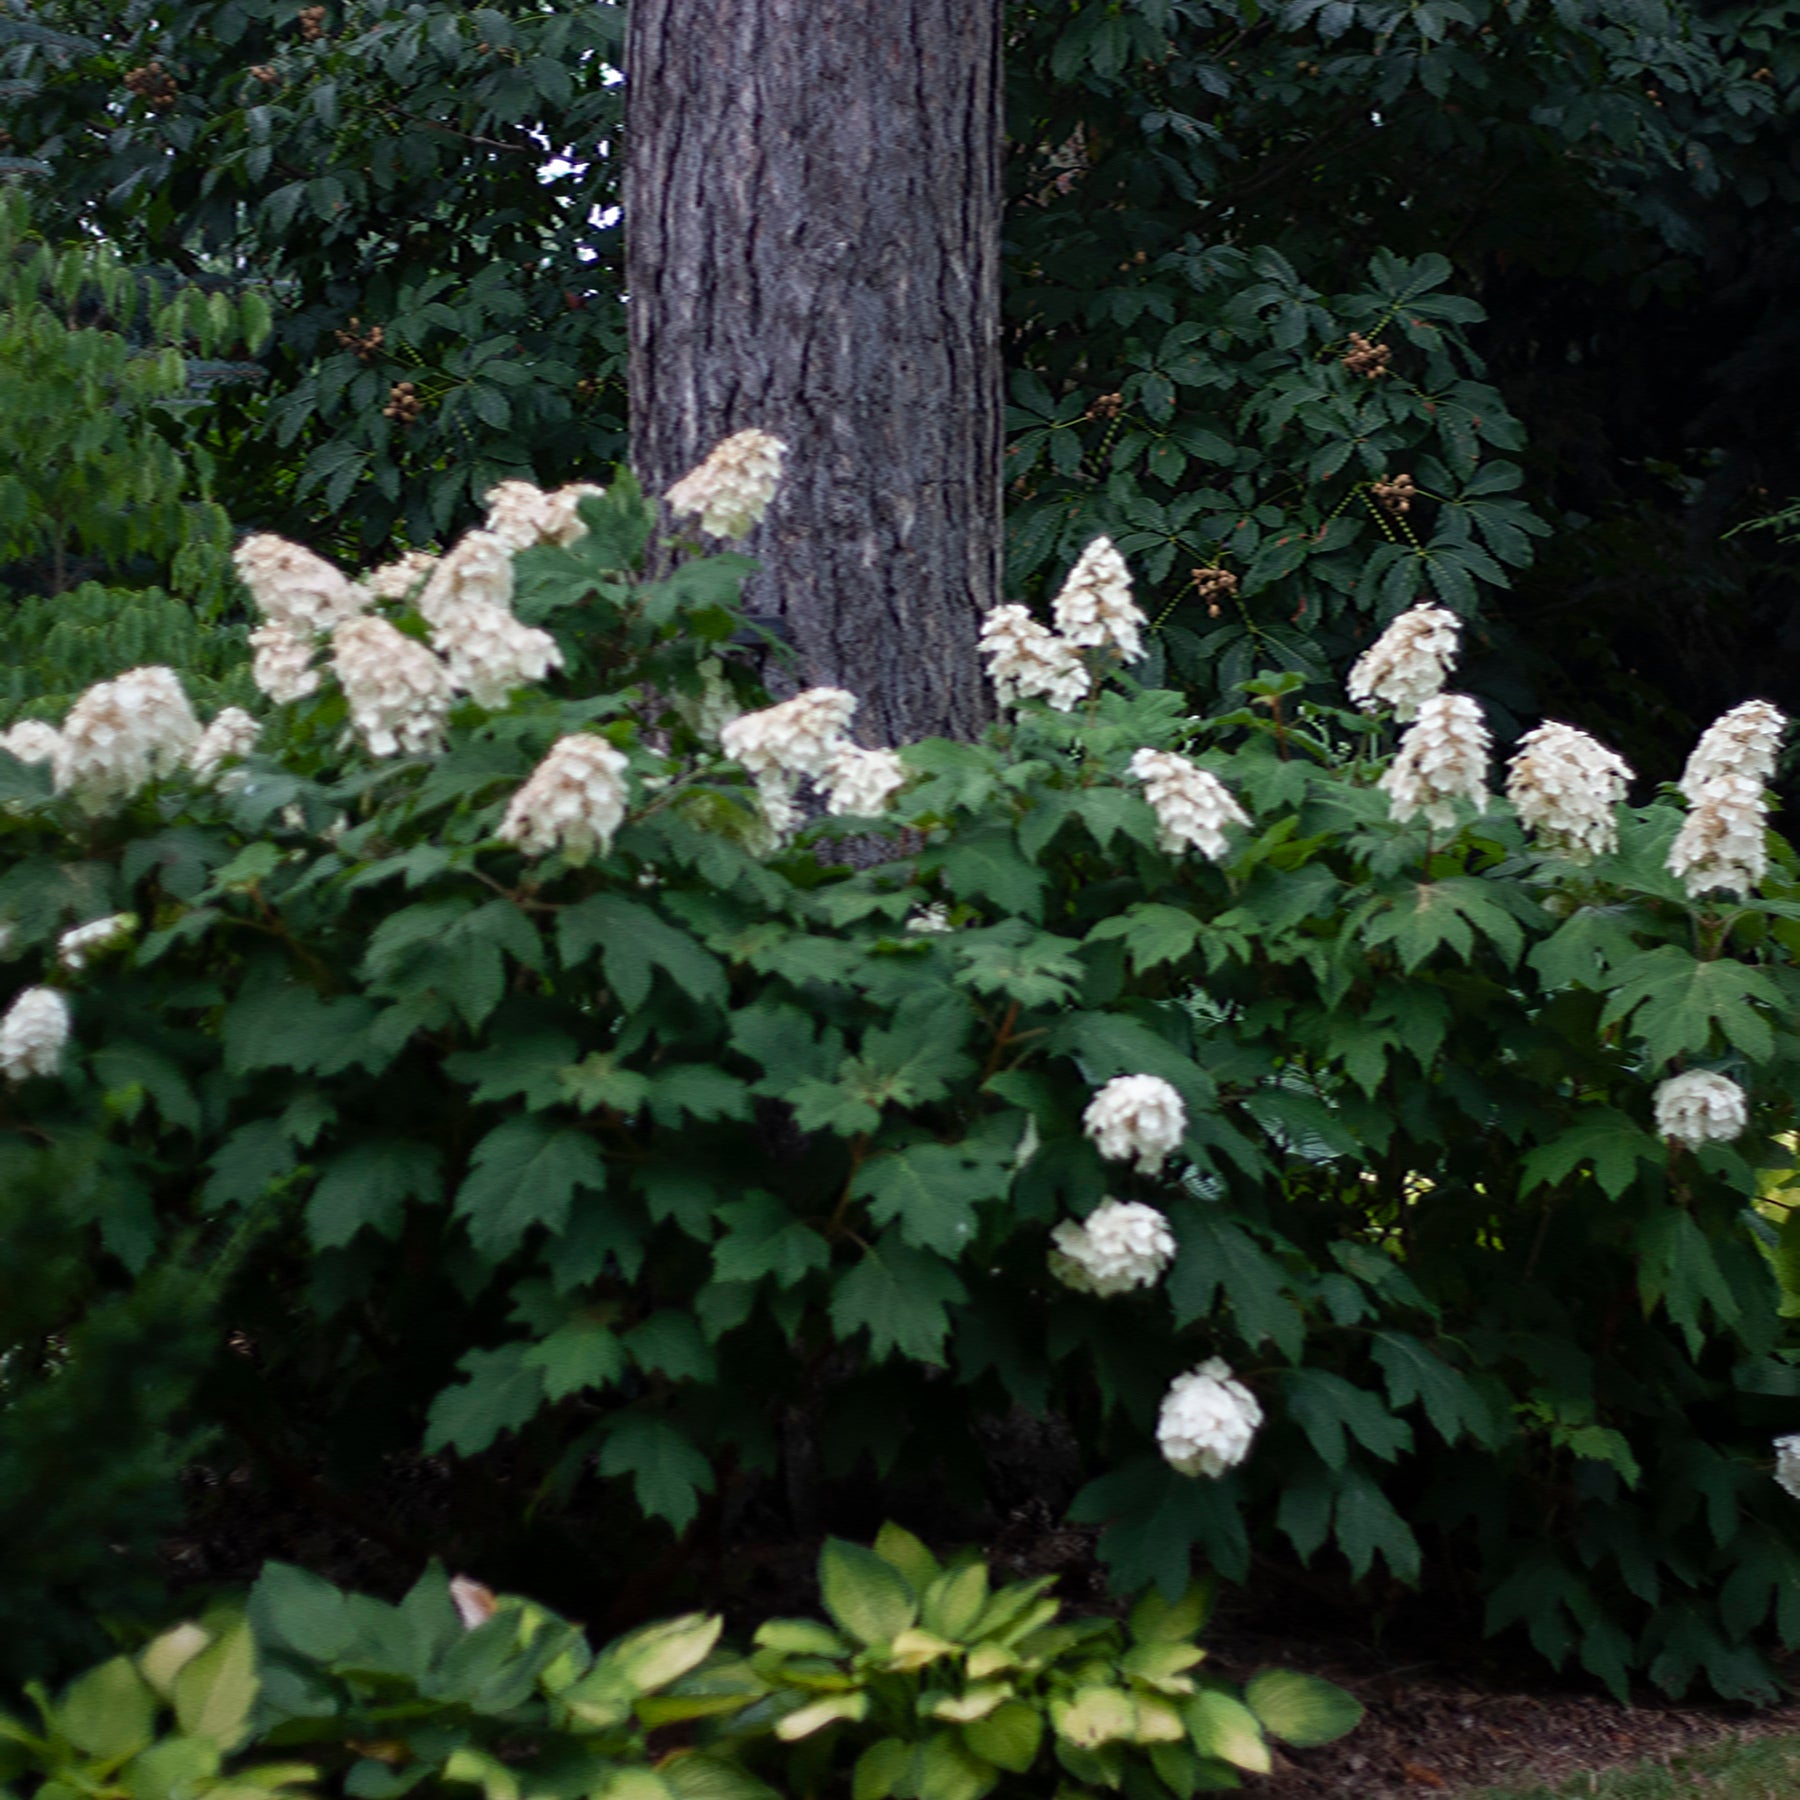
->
[1052,537,1145,662]
[1129,749,1250,860]
[819,745,907,818]
[360,549,438,603]
[1378,691,1490,830]
[498,734,630,864]
[977,604,1090,712]
[52,666,201,813]
[250,619,322,704]
[1158,1358,1263,1479]
[330,616,454,758]
[431,602,564,710]
[1347,605,1461,722]
[234,534,365,634]
[1774,1434,1800,1502]
[1505,721,1633,861]
[1680,700,1786,802]
[1652,1069,1748,1148]
[0,986,70,1082]
[1083,1074,1186,1175]
[188,708,261,787]
[418,529,515,624]
[0,719,60,765]
[720,689,857,784]
[58,912,137,973]
[1049,1199,1177,1296]
[1667,772,1768,901]
[482,480,557,553]
[665,429,787,539]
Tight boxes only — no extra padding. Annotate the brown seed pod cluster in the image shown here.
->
[124,61,179,110]
[1192,567,1239,617]
[383,380,422,426]
[334,317,385,362]
[1372,472,1418,515]
[298,5,327,40]
[1087,391,1124,423]
[1340,332,1391,379]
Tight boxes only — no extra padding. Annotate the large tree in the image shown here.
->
[624,0,1004,746]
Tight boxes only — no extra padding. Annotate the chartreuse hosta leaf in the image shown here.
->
[1244,1667,1366,1747]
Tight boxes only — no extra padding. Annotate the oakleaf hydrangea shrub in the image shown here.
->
[3,456,1800,1701]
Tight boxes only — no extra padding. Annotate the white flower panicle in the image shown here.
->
[418,529,515,623]
[1052,536,1145,662]
[819,745,907,818]
[1083,1073,1187,1174]
[250,620,322,704]
[52,666,202,813]
[58,912,137,972]
[0,719,60,764]
[1774,1435,1800,1502]
[665,429,788,539]
[1680,700,1786,802]
[1049,1199,1177,1296]
[360,549,438,602]
[1157,1359,1263,1479]
[1505,721,1634,860]
[1653,1069,1748,1148]
[720,689,857,784]
[1129,749,1250,860]
[497,734,631,863]
[330,617,454,758]
[1378,691,1490,829]
[0,986,70,1082]
[1347,605,1461,721]
[905,904,954,935]
[482,479,606,551]
[977,604,1090,712]
[432,602,565,709]
[233,534,365,634]
[188,708,261,786]
[1666,773,1768,900]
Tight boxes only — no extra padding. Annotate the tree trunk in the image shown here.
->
[624,0,1002,747]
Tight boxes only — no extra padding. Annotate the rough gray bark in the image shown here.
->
[624,0,1002,746]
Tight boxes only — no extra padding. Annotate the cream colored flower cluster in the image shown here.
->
[0,719,60,765]
[1666,701,1786,901]
[665,430,788,539]
[237,534,371,705]
[331,617,455,758]
[0,985,69,1082]
[719,688,909,839]
[52,666,201,813]
[360,549,439,602]
[1128,749,1251,860]
[482,478,605,552]
[1505,721,1633,860]
[58,912,137,973]
[817,744,908,818]
[1379,692,1490,830]
[1157,1359,1263,1478]
[1049,1199,1177,1296]
[1347,605,1460,721]
[412,529,565,708]
[1083,1073,1186,1175]
[498,734,631,863]
[1652,1069,1747,1148]
[979,537,1147,712]
[189,708,261,787]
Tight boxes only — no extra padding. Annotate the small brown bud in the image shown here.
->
[1086,391,1124,422]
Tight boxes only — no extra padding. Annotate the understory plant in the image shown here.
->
[1,442,1797,1701]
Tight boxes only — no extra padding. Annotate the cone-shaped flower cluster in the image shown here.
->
[1051,536,1146,662]
[1379,692,1490,830]
[0,719,60,764]
[978,605,1090,712]
[1505,721,1633,860]
[1652,1069,1748,1148]
[482,479,605,552]
[58,912,137,972]
[234,534,366,635]
[414,529,565,708]
[818,745,908,818]
[1347,605,1460,721]
[497,734,631,863]
[52,666,201,813]
[1083,1074,1186,1175]
[665,430,787,539]
[330,617,455,757]
[1049,1199,1177,1296]
[0,986,69,1082]
[1129,749,1251,860]
[721,689,858,783]
[1666,701,1785,901]
[360,549,439,602]
[1157,1359,1263,1478]
[188,708,261,787]
[250,621,322,703]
